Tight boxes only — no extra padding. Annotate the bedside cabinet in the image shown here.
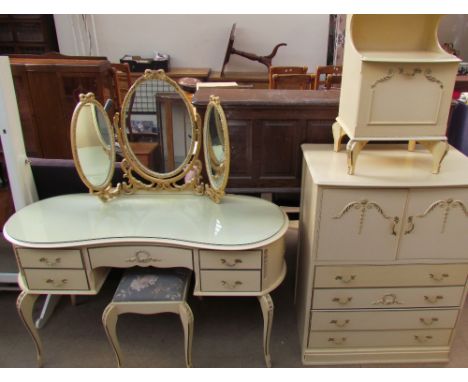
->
[296,144,468,365]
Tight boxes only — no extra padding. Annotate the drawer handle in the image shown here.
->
[420,317,439,326]
[332,297,352,305]
[424,295,444,304]
[220,259,243,267]
[328,337,347,345]
[335,275,356,283]
[429,273,449,282]
[126,250,161,264]
[414,335,433,344]
[330,319,350,328]
[221,280,243,289]
[45,278,68,288]
[372,293,403,306]
[39,257,62,267]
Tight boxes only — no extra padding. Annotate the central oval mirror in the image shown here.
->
[120,70,199,180]
[71,93,115,191]
[204,96,230,202]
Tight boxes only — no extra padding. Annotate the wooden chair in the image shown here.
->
[314,65,342,90]
[102,267,194,367]
[268,66,308,89]
[271,73,315,90]
[325,73,342,89]
[111,63,132,110]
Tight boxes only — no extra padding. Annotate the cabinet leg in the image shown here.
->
[17,291,43,367]
[346,140,368,175]
[257,293,274,368]
[102,304,124,367]
[419,140,449,174]
[332,122,347,152]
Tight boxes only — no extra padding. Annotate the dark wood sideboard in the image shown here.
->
[10,57,117,159]
[192,88,339,194]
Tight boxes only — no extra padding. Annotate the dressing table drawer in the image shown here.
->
[200,270,261,292]
[199,250,262,270]
[88,246,193,269]
[16,248,83,269]
[314,264,468,288]
[23,269,89,291]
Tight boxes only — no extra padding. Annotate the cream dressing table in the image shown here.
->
[3,70,289,367]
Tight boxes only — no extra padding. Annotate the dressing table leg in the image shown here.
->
[179,302,194,368]
[258,293,274,368]
[102,304,124,367]
[17,291,43,367]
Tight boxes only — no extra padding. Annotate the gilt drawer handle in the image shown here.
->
[221,280,243,289]
[414,335,433,343]
[429,273,449,282]
[420,317,439,326]
[39,257,62,267]
[332,297,352,305]
[328,337,347,345]
[330,319,350,328]
[424,295,444,304]
[372,293,403,306]
[126,250,161,264]
[220,259,243,267]
[46,278,68,288]
[335,275,356,283]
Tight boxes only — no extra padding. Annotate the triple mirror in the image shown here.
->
[70,69,230,203]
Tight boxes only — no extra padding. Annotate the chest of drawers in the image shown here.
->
[297,144,468,365]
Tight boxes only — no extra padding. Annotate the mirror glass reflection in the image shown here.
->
[123,79,194,175]
[206,106,227,189]
[75,103,114,188]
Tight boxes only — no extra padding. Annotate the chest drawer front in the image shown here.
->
[312,286,465,310]
[310,309,459,331]
[316,188,407,261]
[199,250,262,270]
[88,246,193,269]
[17,248,83,269]
[200,270,261,292]
[314,264,468,288]
[23,269,89,291]
[308,329,452,349]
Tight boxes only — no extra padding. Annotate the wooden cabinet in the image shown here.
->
[192,88,339,193]
[0,15,58,55]
[10,57,116,159]
[297,144,468,365]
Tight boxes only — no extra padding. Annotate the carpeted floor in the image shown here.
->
[1,224,468,368]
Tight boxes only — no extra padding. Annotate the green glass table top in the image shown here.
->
[3,194,288,248]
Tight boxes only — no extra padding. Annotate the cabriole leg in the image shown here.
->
[346,140,368,175]
[332,122,347,152]
[419,140,449,174]
[17,291,43,367]
[179,302,194,368]
[102,304,124,367]
[258,293,274,368]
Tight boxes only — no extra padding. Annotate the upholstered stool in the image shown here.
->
[102,267,194,367]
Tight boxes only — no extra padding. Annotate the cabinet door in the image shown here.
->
[399,188,468,259]
[316,188,407,261]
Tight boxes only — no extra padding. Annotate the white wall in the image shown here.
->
[54,14,330,72]
[438,14,468,61]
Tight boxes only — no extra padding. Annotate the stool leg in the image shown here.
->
[179,302,194,368]
[102,304,124,367]
[258,293,274,368]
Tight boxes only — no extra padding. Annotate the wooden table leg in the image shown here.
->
[17,291,43,367]
[258,293,274,368]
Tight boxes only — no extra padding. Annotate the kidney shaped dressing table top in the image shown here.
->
[3,192,288,367]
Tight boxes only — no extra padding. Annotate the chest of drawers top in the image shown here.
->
[302,144,468,188]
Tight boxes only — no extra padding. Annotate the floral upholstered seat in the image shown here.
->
[113,267,192,302]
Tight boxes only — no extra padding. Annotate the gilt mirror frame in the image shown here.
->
[203,95,231,203]
[116,69,203,194]
[70,93,119,201]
